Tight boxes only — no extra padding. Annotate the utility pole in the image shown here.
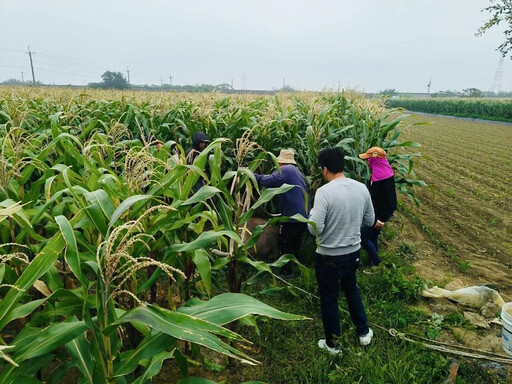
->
[283,78,285,88]
[160,76,163,87]
[169,75,172,86]
[126,68,130,84]
[231,78,233,90]
[21,72,24,83]
[26,46,36,85]
[427,78,431,97]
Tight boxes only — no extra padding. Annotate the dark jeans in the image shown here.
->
[315,251,369,347]
[278,222,306,273]
[361,225,381,266]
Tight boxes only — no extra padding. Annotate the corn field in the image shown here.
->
[386,97,512,122]
[0,87,421,383]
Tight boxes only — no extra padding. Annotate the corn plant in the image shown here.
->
[0,86,424,382]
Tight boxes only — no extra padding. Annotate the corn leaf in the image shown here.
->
[55,215,88,287]
[178,293,308,325]
[0,233,65,330]
[65,332,94,383]
[191,249,212,295]
[167,230,241,253]
[106,305,257,365]
[114,332,175,377]
[13,319,88,361]
[132,350,175,384]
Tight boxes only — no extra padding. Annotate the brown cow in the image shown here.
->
[241,218,279,262]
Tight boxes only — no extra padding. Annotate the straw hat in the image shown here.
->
[358,146,386,159]
[276,149,296,164]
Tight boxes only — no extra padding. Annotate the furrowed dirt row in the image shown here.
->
[400,113,512,299]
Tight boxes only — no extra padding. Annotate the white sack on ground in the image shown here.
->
[422,285,505,317]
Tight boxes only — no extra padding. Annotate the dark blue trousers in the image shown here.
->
[315,251,369,347]
[361,225,382,266]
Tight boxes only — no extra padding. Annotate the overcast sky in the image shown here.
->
[1,0,511,92]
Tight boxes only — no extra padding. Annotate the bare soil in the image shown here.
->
[391,113,512,358]
[399,113,511,298]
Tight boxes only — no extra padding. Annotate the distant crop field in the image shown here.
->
[387,98,512,122]
[401,113,512,295]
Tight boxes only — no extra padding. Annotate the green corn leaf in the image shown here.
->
[0,200,31,229]
[114,332,175,377]
[3,299,46,327]
[12,376,41,384]
[239,184,294,224]
[167,230,241,254]
[132,350,175,384]
[65,332,94,383]
[0,232,66,330]
[85,202,108,236]
[13,318,88,362]
[84,189,115,220]
[108,195,152,229]
[180,186,221,206]
[55,215,88,287]
[191,249,212,295]
[178,293,308,325]
[106,305,257,365]
[17,354,55,377]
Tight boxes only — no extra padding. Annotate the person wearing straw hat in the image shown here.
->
[253,149,310,276]
[358,146,397,267]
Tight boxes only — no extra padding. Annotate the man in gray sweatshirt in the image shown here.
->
[308,148,375,355]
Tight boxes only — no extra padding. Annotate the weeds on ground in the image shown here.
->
[220,247,503,383]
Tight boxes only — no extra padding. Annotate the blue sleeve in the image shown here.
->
[254,170,285,188]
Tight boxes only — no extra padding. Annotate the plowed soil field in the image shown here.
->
[399,113,512,300]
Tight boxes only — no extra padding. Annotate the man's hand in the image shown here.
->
[374,220,385,229]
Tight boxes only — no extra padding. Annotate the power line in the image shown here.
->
[0,47,25,53]
[32,59,99,76]
[35,50,105,71]
[0,57,27,63]
[0,64,29,69]
[34,67,97,79]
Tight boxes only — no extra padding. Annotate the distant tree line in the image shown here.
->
[1,70,295,93]
[1,79,44,86]
[432,88,512,98]
[374,88,512,98]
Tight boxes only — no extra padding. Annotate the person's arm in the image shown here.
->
[307,189,327,236]
[254,169,285,188]
[362,190,376,228]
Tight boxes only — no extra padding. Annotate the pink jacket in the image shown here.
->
[367,157,394,182]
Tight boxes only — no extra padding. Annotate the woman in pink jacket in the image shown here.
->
[359,147,397,267]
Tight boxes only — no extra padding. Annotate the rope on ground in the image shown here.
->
[387,328,512,365]
[268,267,512,366]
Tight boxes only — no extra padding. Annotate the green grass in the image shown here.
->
[216,241,507,384]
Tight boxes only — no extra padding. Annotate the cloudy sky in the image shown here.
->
[1,0,511,92]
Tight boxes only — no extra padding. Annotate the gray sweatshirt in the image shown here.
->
[308,177,375,256]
